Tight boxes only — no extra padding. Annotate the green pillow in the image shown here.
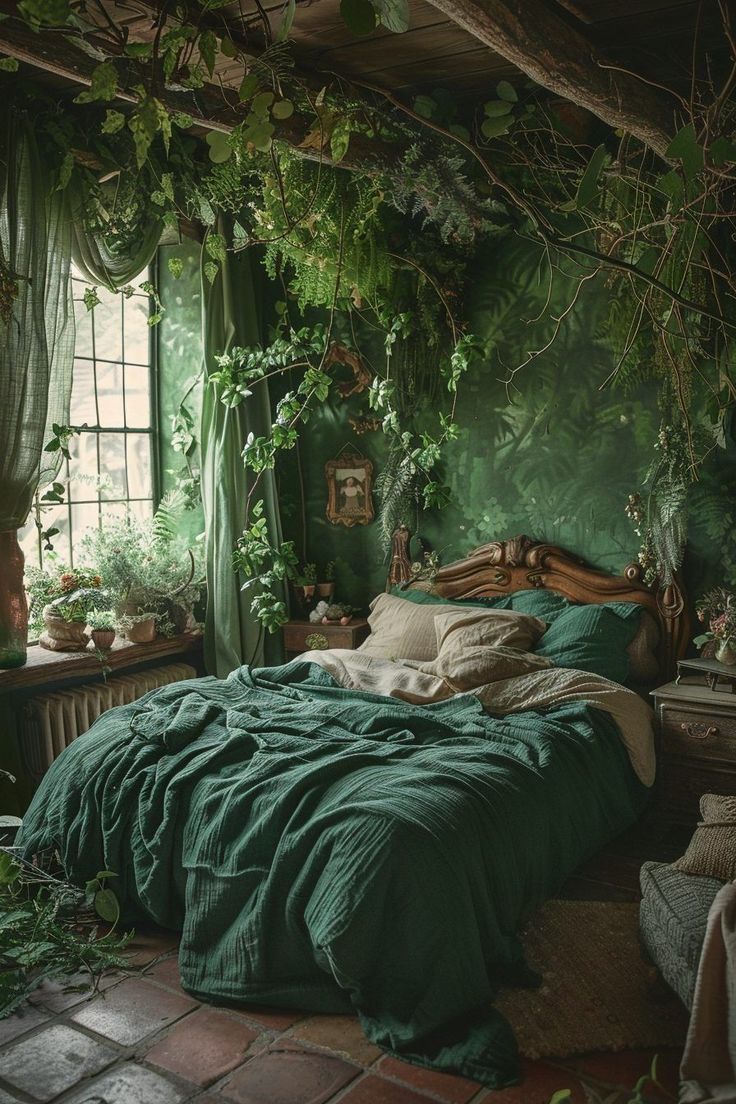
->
[390,585,566,620]
[535,601,642,683]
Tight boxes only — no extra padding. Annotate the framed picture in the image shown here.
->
[325,452,374,528]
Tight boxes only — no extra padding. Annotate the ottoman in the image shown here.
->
[639,860,724,1008]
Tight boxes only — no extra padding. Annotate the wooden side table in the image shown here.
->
[283,618,370,661]
[651,678,736,823]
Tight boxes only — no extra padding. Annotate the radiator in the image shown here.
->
[20,663,197,781]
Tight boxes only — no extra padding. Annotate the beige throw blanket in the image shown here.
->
[680,882,736,1104]
[300,648,656,786]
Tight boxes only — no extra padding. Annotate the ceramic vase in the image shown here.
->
[715,640,736,666]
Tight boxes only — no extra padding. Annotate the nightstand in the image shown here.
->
[651,678,736,823]
[283,618,370,660]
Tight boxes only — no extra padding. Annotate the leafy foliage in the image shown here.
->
[0,850,130,1018]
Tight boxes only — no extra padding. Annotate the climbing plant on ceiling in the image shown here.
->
[2,0,735,608]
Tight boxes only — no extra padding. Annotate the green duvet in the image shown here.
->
[19,660,646,1087]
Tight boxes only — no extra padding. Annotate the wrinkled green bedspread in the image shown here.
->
[19,661,646,1087]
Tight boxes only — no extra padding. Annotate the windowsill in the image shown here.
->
[0,633,203,693]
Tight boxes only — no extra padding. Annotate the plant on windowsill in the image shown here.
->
[86,609,117,651]
[117,611,157,645]
[40,580,106,654]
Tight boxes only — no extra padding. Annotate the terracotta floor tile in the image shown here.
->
[121,925,181,968]
[472,1059,586,1104]
[377,1056,481,1104]
[337,1074,434,1104]
[145,956,189,997]
[230,1004,306,1032]
[288,1015,382,1066]
[64,1062,187,1104]
[0,1024,116,1102]
[71,976,197,1046]
[219,1047,359,1104]
[145,1007,260,1086]
[0,1003,48,1046]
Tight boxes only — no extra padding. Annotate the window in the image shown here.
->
[19,268,156,570]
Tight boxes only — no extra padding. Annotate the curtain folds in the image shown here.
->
[70,185,162,291]
[0,112,75,533]
[200,223,285,677]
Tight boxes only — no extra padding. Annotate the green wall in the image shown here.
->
[155,234,736,620]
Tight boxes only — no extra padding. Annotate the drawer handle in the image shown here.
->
[680,722,719,740]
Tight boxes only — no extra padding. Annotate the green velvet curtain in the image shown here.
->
[70,181,162,290]
[200,223,285,677]
[0,111,75,533]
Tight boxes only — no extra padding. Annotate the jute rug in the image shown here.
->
[495,899,689,1060]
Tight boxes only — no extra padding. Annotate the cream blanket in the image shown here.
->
[300,648,656,786]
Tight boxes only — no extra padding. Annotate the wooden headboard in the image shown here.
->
[387,527,690,682]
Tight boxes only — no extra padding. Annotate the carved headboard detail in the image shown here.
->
[387,527,689,682]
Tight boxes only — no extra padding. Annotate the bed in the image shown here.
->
[18,532,689,1088]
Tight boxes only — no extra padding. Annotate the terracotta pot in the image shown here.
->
[316,582,335,599]
[40,607,89,652]
[0,530,27,668]
[715,640,736,666]
[126,617,156,644]
[91,629,116,651]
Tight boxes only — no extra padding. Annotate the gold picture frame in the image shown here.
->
[325,452,374,528]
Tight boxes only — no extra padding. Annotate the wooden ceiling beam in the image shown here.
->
[421,0,679,158]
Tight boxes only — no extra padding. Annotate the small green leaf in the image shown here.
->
[413,95,436,119]
[204,260,219,284]
[709,136,736,167]
[172,111,194,129]
[101,109,126,134]
[124,41,153,58]
[272,99,294,120]
[483,99,513,117]
[340,0,377,36]
[481,115,512,139]
[576,142,608,209]
[167,257,184,279]
[83,286,100,311]
[330,118,351,163]
[549,1093,572,1104]
[206,130,232,163]
[56,150,74,191]
[74,61,118,104]
[372,0,409,32]
[199,29,217,77]
[93,887,119,923]
[239,73,259,101]
[252,90,275,115]
[496,80,517,102]
[666,123,704,182]
[276,0,296,42]
[0,851,20,885]
[0,56,19,71]
[220,36,238,58]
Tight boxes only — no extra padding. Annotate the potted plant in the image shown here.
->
[40,579,104,653]
[695,588,736,665]
[321,602,354,626]
[86,609,116,651]
[291,562,317,613]
[317,561,336,599]
[118,611,157,644]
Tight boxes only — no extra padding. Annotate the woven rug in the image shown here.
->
[495,899,689,1060]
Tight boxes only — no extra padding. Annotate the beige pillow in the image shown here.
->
[358,596,547,662]
[626,611,660,683]
[358,593,474,661]
[675,793,736,882]
[410,608,551,690]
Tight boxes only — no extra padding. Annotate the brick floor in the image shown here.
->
[0,943,685,1104]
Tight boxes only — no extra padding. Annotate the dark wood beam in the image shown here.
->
[421,0,679,158]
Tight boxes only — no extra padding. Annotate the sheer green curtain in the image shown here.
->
[70,183,162,290]
[0,111,75,534]
[200,223,285,677]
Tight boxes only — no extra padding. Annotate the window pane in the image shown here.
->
[71,359,98,426]
[74,295,94,358]
[128,499,153,523]
[93,288,123,362]
[71,503,101,546]
[68,432,102,501]
[96,361,125,427]
[124,363,151,428]
[100,502,128,524]
[98,433,128,499]
[124,295,151,364]
[126,434,152,498]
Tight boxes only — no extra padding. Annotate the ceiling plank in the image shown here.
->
[421,0,679,158]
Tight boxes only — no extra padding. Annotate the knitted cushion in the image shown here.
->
[675,793,736,881]
[639,859,723,1008]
